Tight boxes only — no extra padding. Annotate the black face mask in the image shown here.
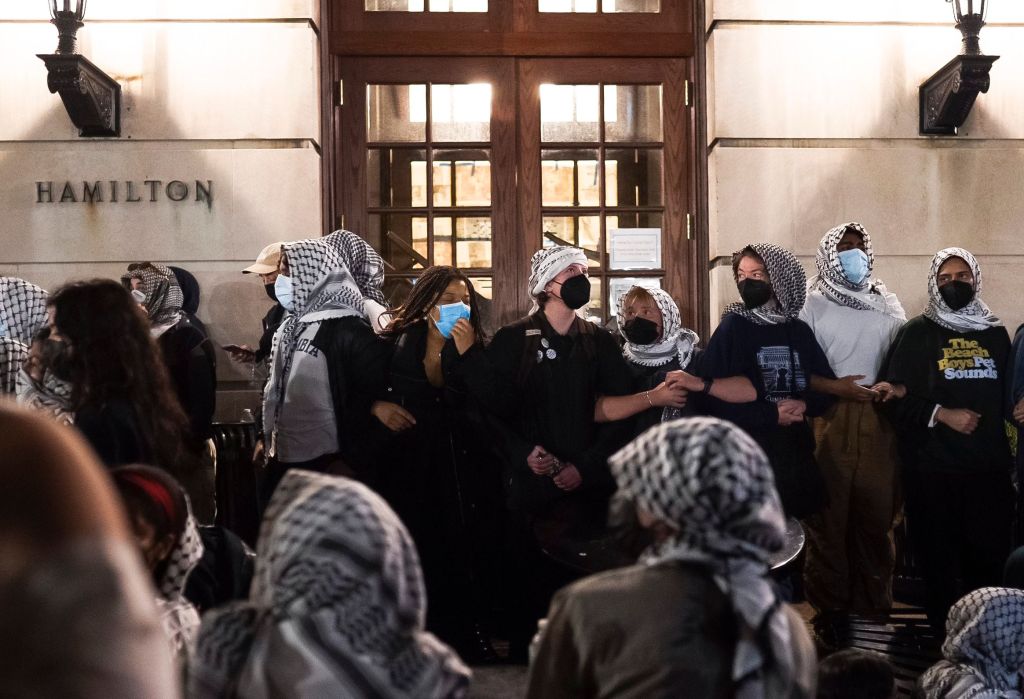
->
[622,316,660,345]
[738,278,772,310]
[555,274,591,310]
[940,280,975,311]
[42,338,74,382]
[264,282,277,302]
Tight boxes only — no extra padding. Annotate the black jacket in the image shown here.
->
[158,318,217,443]
[309,315,390,477]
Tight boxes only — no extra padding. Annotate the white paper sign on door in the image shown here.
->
[608,228,662,270]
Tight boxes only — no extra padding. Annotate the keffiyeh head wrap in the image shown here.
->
[114,466,204,660]
[807,222,906,320]
[190,470,471,699]
[924,247,1001,333]
[1,338,28,395]
[918,587,1024,699]
[724,243,807,326]
[120,263,184,332]
[609,417,792,699]
[264,238,370,455]
[528,246,589,299]
[324,230,387,305]
[616,286,699,369]
[15,365,74,425]
[0,277,48,345]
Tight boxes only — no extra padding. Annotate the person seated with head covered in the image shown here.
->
[189,470,471,699]
[526,416,816,699]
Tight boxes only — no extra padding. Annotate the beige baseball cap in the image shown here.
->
[242,242,286,275]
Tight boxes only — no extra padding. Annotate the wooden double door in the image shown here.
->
[333,56,695,329]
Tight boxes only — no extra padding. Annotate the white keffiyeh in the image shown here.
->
[189,470,470,699]
[609,417,793,699]
[0,277,48,345]
[724,243,806,326]
[616,286,698,369]
[528,246,588,298]
[0,338,28,395]
[157,505,203,660]
[918,587,1024,699]
[807,222,906,320]
[924,247,1002,333]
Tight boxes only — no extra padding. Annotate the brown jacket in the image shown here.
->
[526,561,816,699]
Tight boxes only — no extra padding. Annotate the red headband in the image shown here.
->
[117,471,177,525]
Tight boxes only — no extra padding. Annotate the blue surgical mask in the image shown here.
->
[433,301,471,339]
[838,249,870,286]
[274,274,295,311]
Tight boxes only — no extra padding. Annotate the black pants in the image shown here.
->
[902,466,1014,634]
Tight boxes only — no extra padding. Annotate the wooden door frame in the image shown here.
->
[515,58,696,326]
[333,56,520,322]
[321,0,706,331]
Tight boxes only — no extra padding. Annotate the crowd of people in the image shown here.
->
[2,220,1024,697]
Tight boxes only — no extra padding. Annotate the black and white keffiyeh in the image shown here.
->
[157,503,203,659]
[918,587,1024,699]
[924,247,1002,333]
[528,246,588,298]
[0,277,48,345]
[616,286,699,369]
[189,470,471,699]
[15,366,74,425]
[807,222,906,320]
[264,237,369,453]
[121,263,184,332]
[0,338,28,395]
[324,230,387,305]
[724,243,807,326]
[608,417,792,699]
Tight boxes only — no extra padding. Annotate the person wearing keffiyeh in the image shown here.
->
[189,469,471,699]
[595,285,756,437]
[258,232,390,506]
[459,244,635,660]
[880,247,1013,634]
[122,263,217,444]
[0,276,48,396]
[699,243,836,519]
[527,417,816,699]
[798,223,908,639]
[111,465,204,666]
[0,276,49,345]
[918,587,1024,698]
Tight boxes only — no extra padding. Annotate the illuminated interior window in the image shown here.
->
[541,84,617,125]
[538,0,659,10]
[409,84,492,125]
[366,0,488,11]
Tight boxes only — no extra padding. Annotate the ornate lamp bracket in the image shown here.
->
[37,52,121,137]
[919,54,999,136]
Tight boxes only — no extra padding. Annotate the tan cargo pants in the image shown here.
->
[803,400,902,614]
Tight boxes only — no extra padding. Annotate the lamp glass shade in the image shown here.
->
[48,0,86,20]
[949,0,987,22]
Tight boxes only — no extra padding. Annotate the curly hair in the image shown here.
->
[381,266,486,342]
[47,279,198,478]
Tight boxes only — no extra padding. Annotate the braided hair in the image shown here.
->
[381,266,486,341]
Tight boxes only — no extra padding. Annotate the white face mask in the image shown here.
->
[274,274,295,311]
[130,289,147,305]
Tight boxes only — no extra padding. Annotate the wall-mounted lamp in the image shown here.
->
[37,1,122,137]
[919,0,999,136]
